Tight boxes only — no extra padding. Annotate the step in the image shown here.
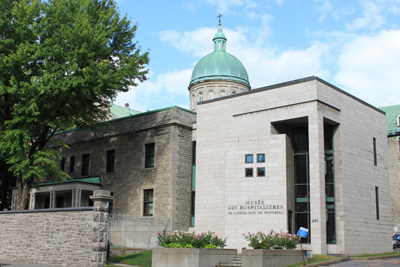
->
[216,256,242,267]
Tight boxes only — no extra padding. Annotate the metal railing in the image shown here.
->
[108,214,170,250]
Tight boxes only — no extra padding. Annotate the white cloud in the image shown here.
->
[157,69,192,95]
[239,42,331,88]
[159,28,215,57]
[334,30,400,107]
[345,1,385,31]
[115,69,192,111]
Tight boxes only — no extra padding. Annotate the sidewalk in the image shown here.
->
[0,261,51,267]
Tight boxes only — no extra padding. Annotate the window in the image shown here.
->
[198,92,203,102]
[143,189,154,216]
[257,154,265,163]
[220,90,225,97]
[245,154,253,163]
[69,156,75,173]
[397,114,400,127]
[375,186,380,220]
[257,167,265,177]
[245,168,253,177]
[81,153,90,176]
[208,90,214,100]
[232,91,236,95]
[106,149,115,173]
[60,158,65,171]
[373,137,377,166]
[145,143,155,168]
[325,125,336,244]
[293,127,311,243]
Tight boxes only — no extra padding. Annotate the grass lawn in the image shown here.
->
[286,254,340,267]
[107,250,152,267]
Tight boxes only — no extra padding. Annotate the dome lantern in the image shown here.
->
[188,21,251,111]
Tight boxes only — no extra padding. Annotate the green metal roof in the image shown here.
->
[213,23,227,41]
[110,103,141,118]
[189,23,250,87]
[380,104,400,136]
[39,177,101,186]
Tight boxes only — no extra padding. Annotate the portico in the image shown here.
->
[11,177,101,210]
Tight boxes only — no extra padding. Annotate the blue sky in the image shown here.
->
[114,0,400,111]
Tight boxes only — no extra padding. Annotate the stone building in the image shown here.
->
[13,106,196,231]
[11,22,392,255]
[381,105,400,232]
[193,77,391,255]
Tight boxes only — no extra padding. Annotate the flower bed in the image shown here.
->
[243,230,299,249]
[242,230,304,267]
[156,230,226,248]
[152,231,235,267]
[241,249,305,267]
[152,247,238,267]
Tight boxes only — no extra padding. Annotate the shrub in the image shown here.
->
[156,230,227,249]
[243,230,299,249]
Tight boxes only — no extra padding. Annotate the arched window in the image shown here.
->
[220,90,225,97]
[232,91,236,95]
[199,92,203,102]
[191,94,195,109]
[208,90,214,100]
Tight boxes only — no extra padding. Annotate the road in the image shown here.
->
[324,257,400,267]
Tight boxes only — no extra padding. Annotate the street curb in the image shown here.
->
[350,254,400,260]
[107,263,143,267]
[303,256,350,267]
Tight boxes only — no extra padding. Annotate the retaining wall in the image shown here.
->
[0,190,112,267]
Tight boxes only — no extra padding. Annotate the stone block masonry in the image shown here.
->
[0,190,113,267]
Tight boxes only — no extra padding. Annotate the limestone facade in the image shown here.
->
[52,106,196,231]
[194,76,391,255]
[389,135,400,230]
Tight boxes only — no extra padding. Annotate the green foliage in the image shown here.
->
[243,230,299,250]
[156,230,227,249]
[286,254,340,267]
[0,0,149,208]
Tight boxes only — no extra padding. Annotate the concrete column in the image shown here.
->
[77,189,82,207]
[11,191,17,210]
[29,191,36,210]
[89,190,113,267]
[72,189,76,207]
[50,191,56,209]
[308,111,327,254]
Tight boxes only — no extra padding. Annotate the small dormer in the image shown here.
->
[397,114,400,127]
[396,114,400,133]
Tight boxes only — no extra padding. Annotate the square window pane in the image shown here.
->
[257,154,265,163]
[245,168,253,177]
[245,154,253,163]
[257,167,265,177]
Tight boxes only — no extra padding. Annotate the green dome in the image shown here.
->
[189,23,250,87]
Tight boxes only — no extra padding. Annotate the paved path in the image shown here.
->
[324,257,400,267]
[0,261,51,267]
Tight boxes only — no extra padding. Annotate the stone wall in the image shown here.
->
[389,135,400,231]
[0,190,113,267]
[52,107,196,231]
[0,208,93,266]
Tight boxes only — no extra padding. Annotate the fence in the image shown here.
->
[108,214,170,250]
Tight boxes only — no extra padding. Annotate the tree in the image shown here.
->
[0,0,149,210]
